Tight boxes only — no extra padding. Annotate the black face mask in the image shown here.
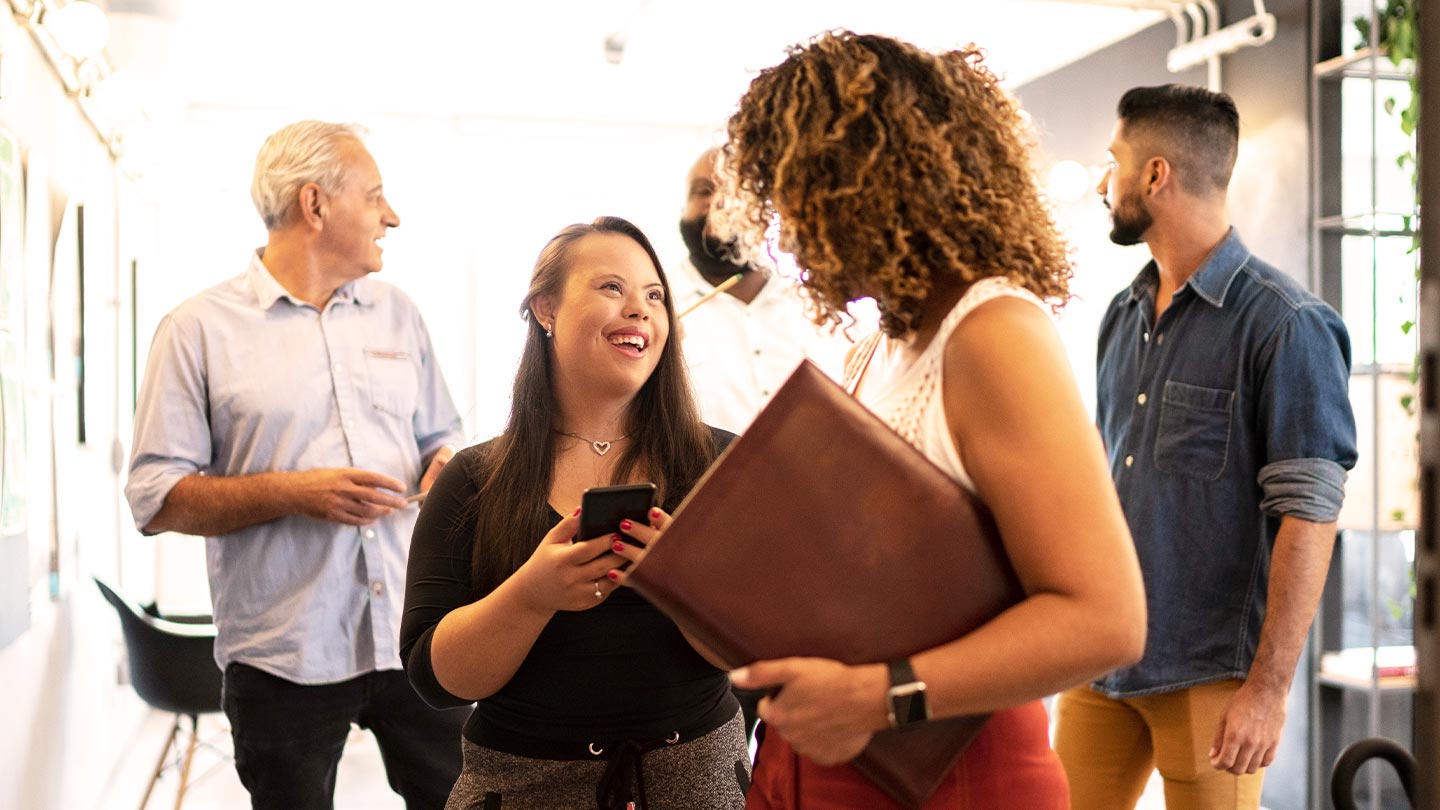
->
[679,215,752,286]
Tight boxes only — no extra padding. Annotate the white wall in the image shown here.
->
[0,8,153,809]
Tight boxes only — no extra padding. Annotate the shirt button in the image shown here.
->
[1137,393,1147,405]
[345,420,355,429]
[333,363,343,372]
[761,390,771,397]
[1124,455,1134,468]
[1156,334,1165,345]
[1143,332,1149,343]
[364,529,376,539]
[753,348,762,356]
[371,581,384,596]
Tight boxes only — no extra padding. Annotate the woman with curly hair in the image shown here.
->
[631,31,1147,808]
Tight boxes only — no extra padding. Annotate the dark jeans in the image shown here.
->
[223,662,469,810]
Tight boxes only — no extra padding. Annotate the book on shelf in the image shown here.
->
[1320,644,1417,680]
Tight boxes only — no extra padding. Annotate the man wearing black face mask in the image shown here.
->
[672,148,847,435]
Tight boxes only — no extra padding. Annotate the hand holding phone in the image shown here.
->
[578,483,656,544]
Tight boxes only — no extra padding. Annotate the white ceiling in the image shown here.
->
[106,0,1163,126]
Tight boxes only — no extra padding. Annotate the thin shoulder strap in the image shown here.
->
[843,332,883,396]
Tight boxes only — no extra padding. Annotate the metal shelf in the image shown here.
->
[1315,212,1418,237]
[1314,46,1415,81]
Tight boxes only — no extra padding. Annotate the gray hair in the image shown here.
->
[250,121,367,230]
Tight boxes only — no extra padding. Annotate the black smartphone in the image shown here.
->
[577,483,656,544]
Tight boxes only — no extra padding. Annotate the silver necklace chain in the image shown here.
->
[554,428,628,456]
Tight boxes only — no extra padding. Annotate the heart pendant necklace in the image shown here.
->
[554,428,628,456]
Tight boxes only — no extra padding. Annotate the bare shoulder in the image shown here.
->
[941,294,1060,379]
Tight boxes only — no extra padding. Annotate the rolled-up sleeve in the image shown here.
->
[125,314,211,533]
[1255,303,1358,522]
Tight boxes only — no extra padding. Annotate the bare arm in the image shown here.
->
[913,297,1148,714]
[1209,515,1335,774]
[144,468,409,536]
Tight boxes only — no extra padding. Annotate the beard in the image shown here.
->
[1106,190,1153,247]
[679,215,753,286]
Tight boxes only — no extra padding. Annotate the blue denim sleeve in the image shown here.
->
[1254,302,1358,521]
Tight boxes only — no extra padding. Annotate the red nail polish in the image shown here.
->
[607,571,619,581]
[650,508,661,518]
[573,508,581,517]
[619,519,633,531]
[612,541,626,553]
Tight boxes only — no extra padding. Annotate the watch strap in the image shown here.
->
[885,658,929,728]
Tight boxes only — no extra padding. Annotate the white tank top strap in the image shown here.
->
[842,332,883,395]
[928,276,1050,356]
[854,277,1050,493]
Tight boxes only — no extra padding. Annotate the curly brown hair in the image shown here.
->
[716,30,1072,337]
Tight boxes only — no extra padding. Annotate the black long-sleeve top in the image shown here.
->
[399,432,737,754]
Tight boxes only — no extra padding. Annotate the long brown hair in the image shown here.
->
[466,216,716,595]
[716,31,1073,338]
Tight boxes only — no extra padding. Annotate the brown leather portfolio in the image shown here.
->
[628,360,1025,809]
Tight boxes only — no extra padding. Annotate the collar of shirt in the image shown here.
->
[246,249,374,310]
[1123,227,1253,310]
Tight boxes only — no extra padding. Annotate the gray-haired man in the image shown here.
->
[126,121,467,810]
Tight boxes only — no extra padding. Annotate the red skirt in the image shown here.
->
[746,701,1068,810]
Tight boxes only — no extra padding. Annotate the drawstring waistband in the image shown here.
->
[595,737,653,810]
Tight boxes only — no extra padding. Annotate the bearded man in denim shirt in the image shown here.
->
[1053,85,1358,810]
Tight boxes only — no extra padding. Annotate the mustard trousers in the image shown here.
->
[1053,680,1265,810]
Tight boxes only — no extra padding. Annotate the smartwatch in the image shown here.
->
[885,658,930,729]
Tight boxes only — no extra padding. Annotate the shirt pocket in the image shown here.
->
[1154,380,1234,480]
[364,348,418,420]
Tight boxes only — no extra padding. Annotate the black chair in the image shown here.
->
[94,576,224,810]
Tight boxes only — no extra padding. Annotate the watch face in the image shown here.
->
[888,681,928,727]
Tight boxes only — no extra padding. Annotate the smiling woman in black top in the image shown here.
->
[400,217,745,810]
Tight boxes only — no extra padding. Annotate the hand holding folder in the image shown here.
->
[627,361,1024,809]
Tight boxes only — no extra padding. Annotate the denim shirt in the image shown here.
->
[1095,229,1357,697]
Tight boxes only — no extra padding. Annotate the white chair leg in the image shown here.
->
[172,714,200,810]
[138,715,180,810]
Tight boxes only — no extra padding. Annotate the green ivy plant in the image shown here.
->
[1354,1,1422,406]
[1355,2,1422,622]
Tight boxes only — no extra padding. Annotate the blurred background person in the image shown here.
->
[673,147,856,435]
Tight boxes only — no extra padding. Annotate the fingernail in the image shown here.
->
[619,519,633,531]
[612,541,626,553]
[606,571,619,581]
[573,508,580,517]
[650,508,662,518]
[730,667,749,682]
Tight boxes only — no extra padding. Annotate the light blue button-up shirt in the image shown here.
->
[126,252,463,684]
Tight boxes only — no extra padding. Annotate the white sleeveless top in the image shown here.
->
[842,277,1050,495]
